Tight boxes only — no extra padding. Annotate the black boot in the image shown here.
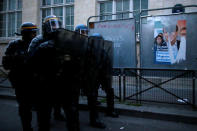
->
[63,103,80,131]
[18,103,33,131]
[105,88,119,117]
[22,127,33,131]
[37,105,51,131]
[54,113,65,121]
[53,104,65,121]
[105,111,119,118]
[96,100,101,105]
[90,118,106,129]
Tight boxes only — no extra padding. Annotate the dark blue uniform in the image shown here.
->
[28,35,55,131]
[97,48,117,116]
[87,35,118,118]
[28,34,80,131]
[82,36,107,128]
[3,39,34,131]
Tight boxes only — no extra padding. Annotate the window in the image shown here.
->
[42,8,51,21]
[116,0,130,19]
[99,0,133,21]
[133,0,148,33]
[9,0,16,10]
[100,1,113,21]
[133,0,148,16]
[54,7,63,21]
[17,12,22,33]
[17,0,22,9]
[0,0,22,37]
[42,0,51,5]
[65,6,74,30]
[66,0,74,3]
[0,14,6,37]
[8,13,16,37]
[54,0,63,4]
[41,0,74,31]
[0,0,7,11]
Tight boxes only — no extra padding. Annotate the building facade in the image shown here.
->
[0,0,196,64]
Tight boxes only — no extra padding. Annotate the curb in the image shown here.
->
[1,94,197,125]
[0,94,16,100]
[115,107,197,125]
[79,103,197,125]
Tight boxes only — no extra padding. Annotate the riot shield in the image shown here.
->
[103,40,113,70]
[85,35,114,94]
[54,28,113,77]
[54,28,88,59]
[53,29,114,94]
[87,36,113,69]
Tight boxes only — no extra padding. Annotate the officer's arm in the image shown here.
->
[2,41,16,70]
[28,40,37,56]
[5,41,16,56]
[28,36,43,57]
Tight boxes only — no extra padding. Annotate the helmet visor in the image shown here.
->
[48,18,61,32]
[80,29,88,35]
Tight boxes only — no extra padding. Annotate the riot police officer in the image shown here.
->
[75,24,88,36]
[2,22,38,131]
[28,15,79,131]
[91,33,119,118]
[75,24,106,128]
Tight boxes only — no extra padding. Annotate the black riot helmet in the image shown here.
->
[42,15,62,37]
[75,24,88,35]
[91,33,103,39]
[20,22,38,41]
[20,22,38,36]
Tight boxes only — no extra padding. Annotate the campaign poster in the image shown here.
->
[154,21,171,64]
[154,20,186,65]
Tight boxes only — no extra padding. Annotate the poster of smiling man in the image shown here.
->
[154,20,187,65]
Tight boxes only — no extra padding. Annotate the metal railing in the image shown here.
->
[97,68,196,108]
[97,68,122,102]
[87,11,136,30]
[0,66,196,107]
[0,65,9,88]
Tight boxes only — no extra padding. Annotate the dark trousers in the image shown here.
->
[53,104,62,117]
[16,94,51,131]
[97,76,115,113]
[56,82,80,131]
[36,104,51,131]
[13,77,51,131]
[17,102,33,131]
[87,91,99,123]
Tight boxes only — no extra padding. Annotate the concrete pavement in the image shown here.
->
[0,87,197,125]
[0,78,197,125]
[1,99,197,131]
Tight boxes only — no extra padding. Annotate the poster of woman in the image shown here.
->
[154,21,171,64]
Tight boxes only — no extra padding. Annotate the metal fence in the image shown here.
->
[98,68,196,108]
[87,6,197,107]
[0,65,9,88]
[0,66,196,107]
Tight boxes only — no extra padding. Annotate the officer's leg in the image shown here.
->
[103,78,119,118]
[63,104,79,131]
[88,89,106,129]
[53,104,65,121]
[15,85,33,131]
[18,102,33,131]
[36,104,51,131]
[62,85,80,131]
[95,85,101,106]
